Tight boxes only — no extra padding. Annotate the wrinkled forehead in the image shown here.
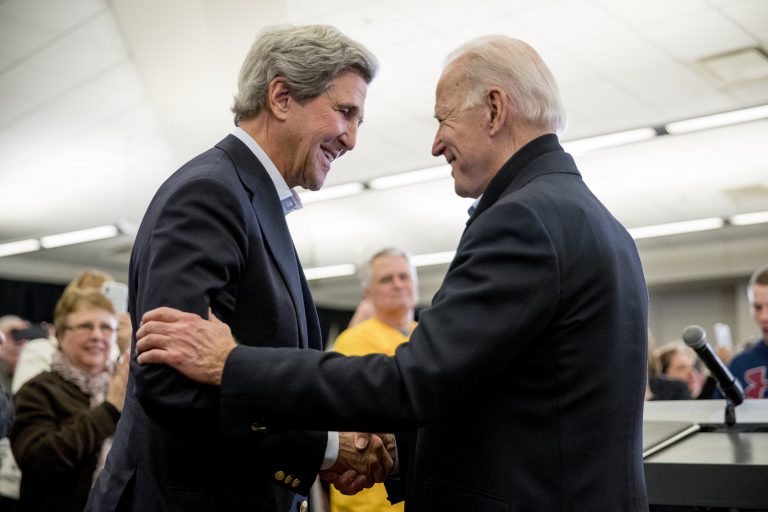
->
[751,283,768,303]
[435,62,471,111]
[436,60,466,94]
[371,254,416,283]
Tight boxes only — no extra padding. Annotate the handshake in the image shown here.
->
[323,432,396,495]
[134,308,398,494]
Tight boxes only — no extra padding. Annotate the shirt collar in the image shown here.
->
[468,195,482,217]
[232,127,303,216]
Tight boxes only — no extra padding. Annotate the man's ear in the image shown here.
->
[267,77,292,121]
[486,88,508,137]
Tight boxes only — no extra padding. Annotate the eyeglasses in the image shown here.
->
[65,322,116,336]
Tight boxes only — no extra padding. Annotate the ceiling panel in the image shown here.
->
[0,18,52,69]
[718,0,768,46]
[506,0,628,44]
[639,6,758,61]
[1,0,767,306]
[0,0,105,32]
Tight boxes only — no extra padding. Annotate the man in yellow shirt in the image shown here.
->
[330,247,418,512]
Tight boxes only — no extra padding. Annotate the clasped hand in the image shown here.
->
[321,432,396,495]
[135,309,397,493]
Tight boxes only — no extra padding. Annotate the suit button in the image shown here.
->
[251,422,268,433]
[274,471,285,481]
[284,475,293,484]
[298,500,308,512]
[291,478,301,488]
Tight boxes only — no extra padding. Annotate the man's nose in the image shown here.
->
[432,131,444,157]
[340,121,358,153]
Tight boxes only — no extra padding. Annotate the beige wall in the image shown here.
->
[649,276,760,354]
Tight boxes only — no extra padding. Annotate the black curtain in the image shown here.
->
[0,278,66,324]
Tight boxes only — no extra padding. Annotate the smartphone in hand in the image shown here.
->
[102,282,129,314]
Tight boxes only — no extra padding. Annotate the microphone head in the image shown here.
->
[682,325,707,350]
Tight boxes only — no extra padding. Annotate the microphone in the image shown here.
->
[682,325,744,405]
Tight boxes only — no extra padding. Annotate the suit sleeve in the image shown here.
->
[219,200,560,433]
[131,176,247,437]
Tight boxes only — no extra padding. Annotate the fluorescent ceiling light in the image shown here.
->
[665,105,768,134]
[40,225,119,249]
[0,239,41,258]
[628,218,724,240]
[300,183,364,204]
[729,210,768,226]
[368,165,451,190]
[562,128,657,156]
[303,263,357,281]
[412,250,456,267]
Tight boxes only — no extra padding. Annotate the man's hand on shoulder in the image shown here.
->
[136,307,236,385]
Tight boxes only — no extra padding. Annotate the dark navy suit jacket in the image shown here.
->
[87,135,326,512]
[219,135,650,511]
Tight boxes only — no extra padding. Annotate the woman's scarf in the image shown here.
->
[51,350,114,483]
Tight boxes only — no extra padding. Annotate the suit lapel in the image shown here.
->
[216,135,309,348]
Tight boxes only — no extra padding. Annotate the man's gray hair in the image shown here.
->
[747,265,768,303]
[359,247,417,290]
[445,35,566,133]
[0,315,24,330]
[232,24,378,125]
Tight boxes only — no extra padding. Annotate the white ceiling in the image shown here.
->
[1,0,767,307]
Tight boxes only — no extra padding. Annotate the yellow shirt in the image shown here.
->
[329,317,415,512]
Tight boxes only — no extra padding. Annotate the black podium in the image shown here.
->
[643,400,768,511]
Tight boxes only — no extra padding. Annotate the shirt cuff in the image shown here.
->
[321,431,339,470]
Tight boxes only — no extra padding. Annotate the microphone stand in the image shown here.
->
[724,399,736,428]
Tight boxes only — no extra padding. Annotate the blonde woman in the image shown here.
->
[11,289,128,512]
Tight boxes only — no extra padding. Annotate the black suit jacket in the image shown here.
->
[219,135,649,511]
[87,135,326,512]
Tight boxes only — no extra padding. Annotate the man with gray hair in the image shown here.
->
[87,25,391,512]
[135,35,649,511]
[728,265,768,399]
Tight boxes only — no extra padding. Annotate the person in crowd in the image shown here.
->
[0,317,30,392]
[0,331,11,440]
[646,334,691,401]
[330,247,418,512]
[135,34,650,511]
[653,342,706,398]
[11,270,129,394]
[10,289,129,512]
[346,298,375,329]
[87,24,391,512]
[728,265,768,399]
[0,270,130,511]
[0,315,30,510]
